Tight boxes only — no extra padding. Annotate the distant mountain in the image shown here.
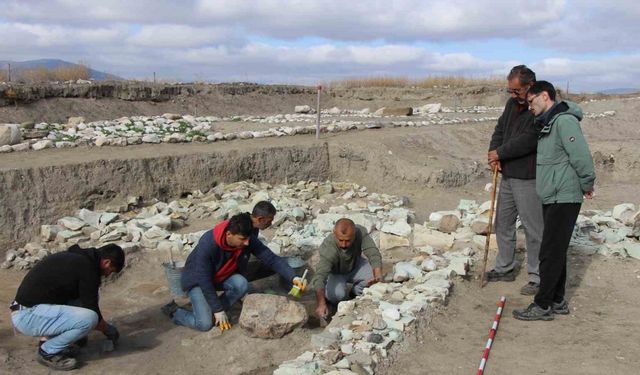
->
[598,88,640,95]
[0,59,122,80]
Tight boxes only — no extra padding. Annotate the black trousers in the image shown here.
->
[534,203,581,309]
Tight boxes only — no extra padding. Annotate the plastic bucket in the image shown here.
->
[163,261,186,297]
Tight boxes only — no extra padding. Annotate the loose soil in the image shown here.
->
[1,87,639,374]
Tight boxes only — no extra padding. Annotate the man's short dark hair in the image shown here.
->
[529,80,557,101]
[227,212,254,237]
[507,65,536,86]
[97,244,125,272]
[252,201,276,217]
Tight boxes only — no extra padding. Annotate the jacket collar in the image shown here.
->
[537,101,569,135]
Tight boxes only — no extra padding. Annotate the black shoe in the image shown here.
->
[38,340,79,357]
[512,303,554,321]
[161,300,179,319]
[485,269,516,282]
[552,299,570,315]
[37,349,78,371]
[75,336,88,347]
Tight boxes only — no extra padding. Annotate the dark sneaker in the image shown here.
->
[37,349,78,371]
[552,299,570,315]
[520,282,540,296]
[38,340,79,357]
[513,303,554,321]
[161,300,179,319]
[75,336,88,347]
[485,269,516,282]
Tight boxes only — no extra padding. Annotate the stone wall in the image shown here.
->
[0,82,315,105]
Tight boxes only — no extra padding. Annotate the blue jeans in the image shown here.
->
[173,274,249,331]
[11,304,98,355]
[325,257,373,304]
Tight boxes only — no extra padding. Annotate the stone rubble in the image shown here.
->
[0,106,616,153]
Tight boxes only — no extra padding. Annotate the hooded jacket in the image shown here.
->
[181,220,296,313]
[535,101,596,204]
[14,245,104,321]
[489,97,538,179]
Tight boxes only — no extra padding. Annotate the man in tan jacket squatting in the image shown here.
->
[312,218,383,319]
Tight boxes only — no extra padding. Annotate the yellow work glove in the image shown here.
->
[292,276,307,293]
[214,311,231,332]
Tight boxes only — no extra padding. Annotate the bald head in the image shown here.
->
[334,218,356,249]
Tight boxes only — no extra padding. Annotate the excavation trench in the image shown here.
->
[0,134,485,375]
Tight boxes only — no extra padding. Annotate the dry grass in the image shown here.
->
[16,63,91,83]
[327,75,503,89]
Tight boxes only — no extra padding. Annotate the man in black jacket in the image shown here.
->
[10,244,124,371]
[486,65,544,295]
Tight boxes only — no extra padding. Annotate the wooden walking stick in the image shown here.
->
[480,163,499,288]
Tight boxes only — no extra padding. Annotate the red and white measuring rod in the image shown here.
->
[477,296,506,375]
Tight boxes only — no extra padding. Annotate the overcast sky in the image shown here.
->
[1,0,638,92]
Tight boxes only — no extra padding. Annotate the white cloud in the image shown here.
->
[1,1,639,90]
[0,22,125,48]
[127,25,239,48]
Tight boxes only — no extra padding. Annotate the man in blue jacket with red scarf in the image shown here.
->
[165,212,305,332]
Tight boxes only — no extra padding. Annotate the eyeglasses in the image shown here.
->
[527,94,541,105]
[506,87,528,95]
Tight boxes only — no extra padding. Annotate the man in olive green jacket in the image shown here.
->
[513,80,595,321]
[311,218,383,319]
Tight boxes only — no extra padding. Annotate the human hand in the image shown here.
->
[214,311,231,332]
[487,150,500,164]
[292,277,307,293]
[584,190,595,199]
[104,324,120,343]
[489,160,502,172]
[315,304,329,319]
[367,276,381,286]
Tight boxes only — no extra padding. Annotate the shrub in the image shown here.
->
[17,62,91,83]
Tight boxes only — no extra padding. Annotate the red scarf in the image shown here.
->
[212,220,244,284]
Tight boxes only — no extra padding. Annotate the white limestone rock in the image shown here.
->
[413,225,454,250]
[393,262,422,282]
[58,217,87,231]
[421,258,438,272]
[143,225,171,241]
[336,300,355,317]
[416,103,442,114]
[140,213,172,230]
[470,218,490,235]
[32,140,54,150]
[612,203,636,225]
[99,213,120,228]
[11,142,30,151]
[0,124,23,146]
[294,105,313,114]
[379,232,410,250]
[41,224,63,242]
[380,220,411,237]
[624,241,640,260]
[142,134,161,143]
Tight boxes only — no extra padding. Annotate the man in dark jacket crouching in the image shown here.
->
[10,244,125,371]
[166,213,305,332]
